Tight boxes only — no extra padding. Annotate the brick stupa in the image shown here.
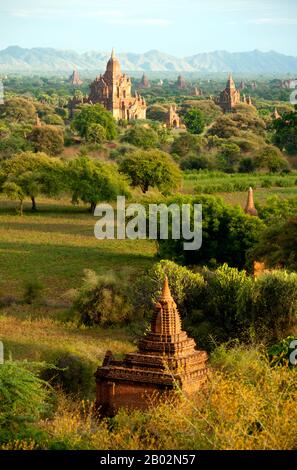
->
[95,277,208,415]
[244,187,258,216]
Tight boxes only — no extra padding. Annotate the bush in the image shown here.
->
[28,125,64,156]
[121,126,159,149]
[72,104,117,141]
[0,361,50,441]
[171,133,201,157]
[71,270,134,327]
[136,261,297,347]
[250,271,297,340]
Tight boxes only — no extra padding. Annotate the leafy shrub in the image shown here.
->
[250,271,297,340]
[136,261,297,347]
[71,270,134,327]
[0,361,50,441]
[121,126,159,149]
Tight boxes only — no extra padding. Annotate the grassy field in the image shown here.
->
[182,171,297,206]
[0,197,156,387]
[0,198,156,301]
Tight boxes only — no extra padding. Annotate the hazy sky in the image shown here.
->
[0,0,297,56]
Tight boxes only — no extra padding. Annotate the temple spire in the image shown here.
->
[244,187,258,216]
[111,47,116,59]
[161,276,172,301]
[226,73,235,90]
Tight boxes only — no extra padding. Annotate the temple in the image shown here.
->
[218,74,241,113]
[217,74,253,113]
[68,69,83,86]
[88,49,146,120]
[244,187,258,216]
[176,75,187,90]
[166,104,181,128]
[138,73,150,89]
[95,277,208,415]
[192,86,202,96]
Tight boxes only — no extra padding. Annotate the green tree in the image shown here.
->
[273,106,297,155]
[2,181,25,215]
[28,125,64,156]
[217,143,241,173]
[157,195,264,269]
[66,157,129,212]
[0,152,64,212]
[121,125,159,149]
[254,145,289,173]
[119,149,181,194]
[171,133,201,157]
[0,97,36,123]
[249,217,297,271]
[86,123,106,144]
[183,108,205,135]
[72,104,117,140]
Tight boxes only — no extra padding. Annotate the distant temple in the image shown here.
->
[238,81,246,91]
[69,49,146,121]
[68,69,83,86]
[217,74,253,113]
[166,104,180,128]
[88,49,146,120]
[176,75,187,90]
[218,74,241,113]
[192,86,202,96]
[95,277,208,415]
[242,94,253,106]
[138,73,150,89]
[279,79,297,89]
[244,187,258,216]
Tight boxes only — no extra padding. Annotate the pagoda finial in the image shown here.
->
[244,187,258,216]
[111,47,115,59]
[161,276,172,301]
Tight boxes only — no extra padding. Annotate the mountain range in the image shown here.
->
[1,46,297,74]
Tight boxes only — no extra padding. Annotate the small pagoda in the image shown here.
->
[95,277,208,415]
[244,187,258,216]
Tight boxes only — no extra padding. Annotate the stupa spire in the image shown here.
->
[161,276,172,300]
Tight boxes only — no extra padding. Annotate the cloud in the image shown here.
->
[248,17,297,25]
[5,3,172,27]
